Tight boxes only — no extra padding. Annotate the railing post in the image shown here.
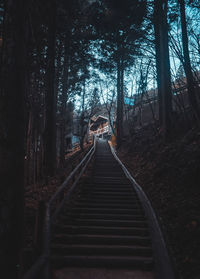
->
[34,200,46,257]
[59,191,64,203]
[43,260,50,279]
[42,204,51,279]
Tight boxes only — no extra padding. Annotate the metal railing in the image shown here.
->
[23,138,97,279]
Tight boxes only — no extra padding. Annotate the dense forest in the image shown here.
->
[0,0,200,278]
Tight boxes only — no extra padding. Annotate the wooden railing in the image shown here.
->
[23,138,97,279]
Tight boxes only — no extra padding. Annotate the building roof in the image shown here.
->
[91,115,108,123]
[90,115,109,131]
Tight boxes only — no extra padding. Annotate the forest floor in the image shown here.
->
[117,124,200,279]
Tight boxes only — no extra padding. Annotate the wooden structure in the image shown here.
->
[89,115,110,138]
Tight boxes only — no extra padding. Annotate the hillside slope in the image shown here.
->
[118,125,200,279]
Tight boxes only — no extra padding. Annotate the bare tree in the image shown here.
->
[99,78,116,136]
[154,0,172,136]
[179,0,200,123]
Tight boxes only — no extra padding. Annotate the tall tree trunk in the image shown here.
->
[55,38,63,111]
[44,0,57,176]
[55,39,63,168]
[60,35,70,166]
[0,0,27,277]
[25,110,33,185]
[155,0,172,136]
[179,0,200,122]
[80,82,86,152]
[116,41,124,148]
[153,0,163,124]
[80,113,85,152]
[161,0,172,135]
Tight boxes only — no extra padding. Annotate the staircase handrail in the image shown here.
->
[23,138,97,279]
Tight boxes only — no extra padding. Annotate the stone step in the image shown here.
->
[51,255,153,270]
[53,234,151,246]
[68,207,144,215]
[57,218,148,228]
[73,202,141,209]
[93,178,129,183]
[81,187,133,192]
[79,191,137,197]
[51,244,152,257]
[67,213,145,221]
[53,224,149,236]
[76,198,139,204]
[75,199,140,206]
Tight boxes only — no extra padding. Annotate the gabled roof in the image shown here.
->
[90,115,109,131]
[91,115,108,123]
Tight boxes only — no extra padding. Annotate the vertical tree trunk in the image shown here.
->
[116,41,124,148]
[179,0,200,122]
[60,35,70,166]
[80,82,86,152]
[161,0,172,135]
[153,0,163,124]
[44,0,57,176]
[55,39,63,168]
[25,110,33,185]
[55,38,63,108]
[0,0,27,277]
[155,0,172,136]
[116,59,121,147]
[80,113,85,152]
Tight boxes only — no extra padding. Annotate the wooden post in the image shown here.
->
[34,200,46,257]
[59,191,64,203]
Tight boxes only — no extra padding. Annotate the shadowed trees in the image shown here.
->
[0,0,28,277]
[178,0,200,123]
[0,1,94,276]
[93,0,147,147]
[44,0,57,176]
[0,1,200,276]
[154,0,172,137]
